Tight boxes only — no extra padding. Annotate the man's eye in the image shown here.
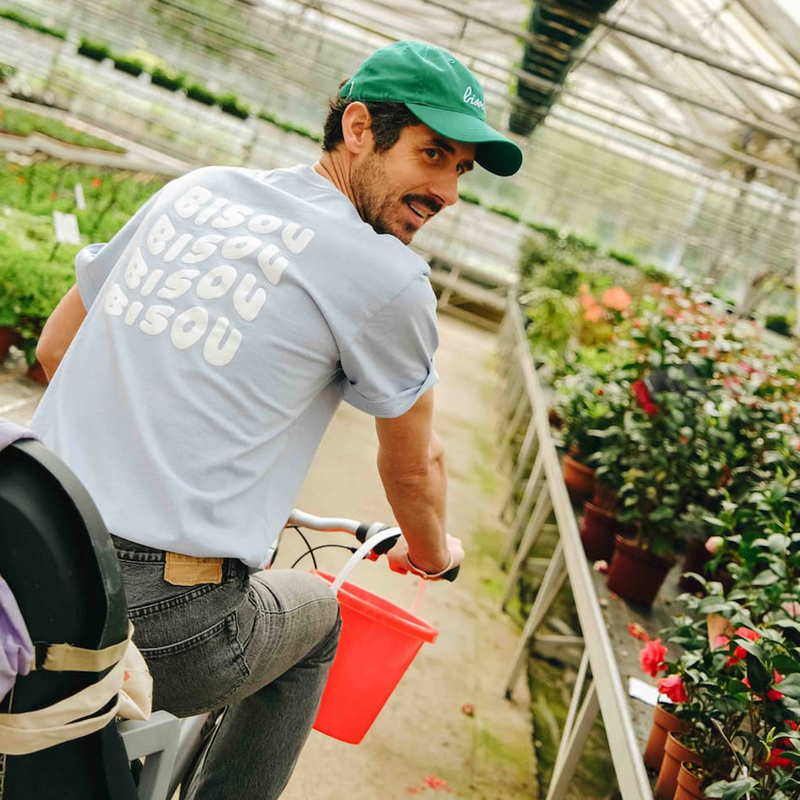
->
[425,149,441,160]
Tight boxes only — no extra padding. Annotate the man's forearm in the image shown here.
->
[378,436,448,572]
[36,284,87,381]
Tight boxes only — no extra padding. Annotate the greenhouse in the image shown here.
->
[1,1,800,799]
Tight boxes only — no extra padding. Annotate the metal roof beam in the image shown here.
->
[556,95,800,185]
[582,56,800,147]
[598,14,800,102]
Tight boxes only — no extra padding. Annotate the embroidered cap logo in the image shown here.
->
[463,86,486,113]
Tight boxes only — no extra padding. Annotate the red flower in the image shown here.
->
[730,627,760,664]
[632,380,658,416]
[629,623,649,642]
[713,635,730,650]
[49,191,58,200]
[743,670,784,702]
[91,177,102,188]
[766,748,793,770]
[640,638,667,677]
[696,331,712,340]
[658,674,688,703]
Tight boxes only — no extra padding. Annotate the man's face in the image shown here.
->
[350,123,477,245]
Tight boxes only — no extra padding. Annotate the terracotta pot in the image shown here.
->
[643,703,688,772]
[674,762,704,800]
[0,326,18,362]
[579,501,618,561]
[26,360,49,386]
[592,481,617,512]
[655,733,699,800]
[562,455,595,504]
[606,535,675,607]
[679,539,712,593]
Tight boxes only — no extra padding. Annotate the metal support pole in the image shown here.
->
[545,681,600,800]
[497,393,531,471]
[500,420,539,522]
[553,649,590,776]
[504,540,566,699]
[501,450,545,568]
[501,485,554,610]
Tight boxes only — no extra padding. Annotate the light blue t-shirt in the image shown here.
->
[32,165,439,568]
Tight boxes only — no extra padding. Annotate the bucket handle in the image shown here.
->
[330,527,402,596]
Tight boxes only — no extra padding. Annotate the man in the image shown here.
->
[32,40,522,798]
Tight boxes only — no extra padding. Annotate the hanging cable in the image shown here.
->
[290,545,359,570]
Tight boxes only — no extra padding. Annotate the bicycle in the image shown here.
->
[162,508,459,800]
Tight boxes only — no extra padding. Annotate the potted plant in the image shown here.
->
[553,370,622,505]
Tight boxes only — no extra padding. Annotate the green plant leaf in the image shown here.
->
[705,778,758,799]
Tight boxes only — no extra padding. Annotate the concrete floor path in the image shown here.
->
[3,313,536,800]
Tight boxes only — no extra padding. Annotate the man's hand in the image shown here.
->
[386,533,465,580]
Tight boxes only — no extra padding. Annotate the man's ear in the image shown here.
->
[341,102,373,155]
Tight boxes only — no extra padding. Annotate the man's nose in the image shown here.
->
[429,171,459,209]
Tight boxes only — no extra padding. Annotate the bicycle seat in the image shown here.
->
[0,437,138,799]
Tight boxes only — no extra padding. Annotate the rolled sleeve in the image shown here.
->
[340,273,439,418]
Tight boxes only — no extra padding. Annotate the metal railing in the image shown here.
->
[497,296,653,800]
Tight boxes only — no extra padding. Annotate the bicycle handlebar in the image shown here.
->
[285,509,459,582]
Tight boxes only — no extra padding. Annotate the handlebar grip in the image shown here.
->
[441,565,460,582]
[370,533,400,556]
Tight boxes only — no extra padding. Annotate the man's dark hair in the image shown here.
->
[322,88,422,153]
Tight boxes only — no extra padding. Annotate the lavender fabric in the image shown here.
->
[0,575,34,702]
[0,417,40,451]
[0,416,38,700]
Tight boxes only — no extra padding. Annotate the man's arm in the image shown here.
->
[375,388,464,576]
[36,284,87,382]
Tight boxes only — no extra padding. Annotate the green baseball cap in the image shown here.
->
[340,40,523,177]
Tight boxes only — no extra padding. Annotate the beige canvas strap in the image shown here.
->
[36,625,132,673]
[0,634,130,755]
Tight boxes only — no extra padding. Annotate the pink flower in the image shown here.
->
[713,635,730,650]
[658,674,688,703]
[584,305,604,323]
[640,638,668,677]
[783,601,800,617]
[602,287,631,312]
[705,536,724,554]
[580,294,596,310]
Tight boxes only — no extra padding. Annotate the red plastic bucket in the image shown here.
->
[311,570,438,744]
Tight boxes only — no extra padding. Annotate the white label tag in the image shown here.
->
[628,676,668,707]
[74,183,86,210]
[53,211,81,245]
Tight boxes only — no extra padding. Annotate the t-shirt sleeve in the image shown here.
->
[75,189,163,309]
[339,272,439,418]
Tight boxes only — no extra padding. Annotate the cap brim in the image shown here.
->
[405,102,523,177]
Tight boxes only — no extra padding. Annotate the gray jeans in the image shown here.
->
[111,535,341,800]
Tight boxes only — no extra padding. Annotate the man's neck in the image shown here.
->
[313,151,358,210]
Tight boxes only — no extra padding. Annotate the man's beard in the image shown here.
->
[351,152,440,245]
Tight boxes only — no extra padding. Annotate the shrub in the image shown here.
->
[0,233,76,364]
[112,55,145,77]
[186,83,216,105]
[457,190,481,205]
[765,313,792,337]
[78,38,110,61]
[217,93,249,119]
[0,9,65,40]
[150,67,184,91]
[489,205,521,223]
[607,249,638,267]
